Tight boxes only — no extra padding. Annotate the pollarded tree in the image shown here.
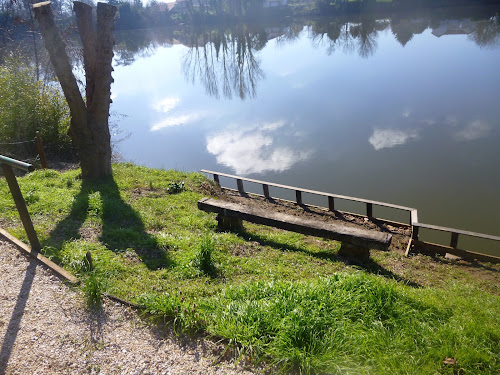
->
[33,1,117,179]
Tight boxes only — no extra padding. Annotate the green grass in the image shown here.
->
[0,163,499,374]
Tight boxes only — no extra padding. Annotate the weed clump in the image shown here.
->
[83,271,103,308]
[194,235,218,277]
[81,251,103,309]
[167,181,185,194]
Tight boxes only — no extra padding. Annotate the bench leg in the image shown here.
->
[337,244,370,259]
[216,214,243,231]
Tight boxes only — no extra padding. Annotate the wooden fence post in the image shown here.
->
[35,131,48,169]
[1,164,41,251]
[328,196,335,211]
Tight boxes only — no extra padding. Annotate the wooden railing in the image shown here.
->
[0,155,40,251]
[201,169,500,262]
[202,169,416,224]
[412,222,500,257]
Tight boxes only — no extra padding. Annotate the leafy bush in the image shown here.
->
[0,57,72,158]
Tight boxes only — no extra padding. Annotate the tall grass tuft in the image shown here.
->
[194,235,218,277]
[83,270,103,309]
[81,251,103,309]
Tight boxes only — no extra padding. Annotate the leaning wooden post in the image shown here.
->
[1,164,41,252]
[35,131,48,169]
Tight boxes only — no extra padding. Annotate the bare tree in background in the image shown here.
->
[33,1,117,179]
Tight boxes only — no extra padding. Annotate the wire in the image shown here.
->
[0,140,35,146]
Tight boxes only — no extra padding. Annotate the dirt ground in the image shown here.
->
[0,239,254,375]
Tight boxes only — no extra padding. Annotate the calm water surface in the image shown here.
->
[110,14,500,253]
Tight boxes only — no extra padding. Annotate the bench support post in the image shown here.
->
[337,244,370,259]
[216,214,243,231]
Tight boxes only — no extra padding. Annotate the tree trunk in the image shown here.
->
[33,1,117,179]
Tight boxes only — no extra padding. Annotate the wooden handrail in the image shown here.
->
[201,169,415,212]
[0,155,35,172]
[414,222,500,242]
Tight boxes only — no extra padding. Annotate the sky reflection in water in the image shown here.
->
[111,17,500,245]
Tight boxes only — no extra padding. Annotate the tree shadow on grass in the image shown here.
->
[237,229,422,288]
[44,177,172,270]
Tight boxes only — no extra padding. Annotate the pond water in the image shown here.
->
[110,9,500,253]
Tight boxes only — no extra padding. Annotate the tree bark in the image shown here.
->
[33,1,117,179]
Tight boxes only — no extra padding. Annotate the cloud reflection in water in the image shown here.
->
[206,121,310,175]
[369,128,419,150]
[150,113,203,131]
[152,97,180,113]
[454,120,491,141]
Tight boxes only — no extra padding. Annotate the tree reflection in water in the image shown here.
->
[109,9,500,100]
[311,17,390,58]
[182,26,266,99]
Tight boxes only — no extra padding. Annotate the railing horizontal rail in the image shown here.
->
[0,155,35,172]
[201,169,415,212]
[414,222,500,242]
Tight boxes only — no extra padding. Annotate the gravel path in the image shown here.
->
[0,239,255,375]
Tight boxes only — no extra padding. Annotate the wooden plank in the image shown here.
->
[201,169,415,212]
[413,239,500,264]
[404,237,413,257]
[0,228,79,284]
[1,164,41,252]
[198,198,392,250]
[221,187,412,229]
[414,222,500,242]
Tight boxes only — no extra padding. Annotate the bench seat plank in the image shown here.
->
[198,198,392,250]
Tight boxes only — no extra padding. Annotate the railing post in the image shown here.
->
[450,232,459,248]
[35,131,48,169]
[263,184,270,199]
[412,226,419,241]
[1,163,41,252]
[237,179,244,194]
[366,203,373,218]
[296,190,302,205]
[328,196,335,211]
[213,174,220,185]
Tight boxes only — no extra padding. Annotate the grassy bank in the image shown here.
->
[0,163,499,374]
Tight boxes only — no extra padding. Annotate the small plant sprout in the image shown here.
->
[167,181,185,194]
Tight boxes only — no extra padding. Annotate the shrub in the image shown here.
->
[0,56,72,158]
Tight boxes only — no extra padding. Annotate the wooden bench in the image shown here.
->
[198,198,392,257]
